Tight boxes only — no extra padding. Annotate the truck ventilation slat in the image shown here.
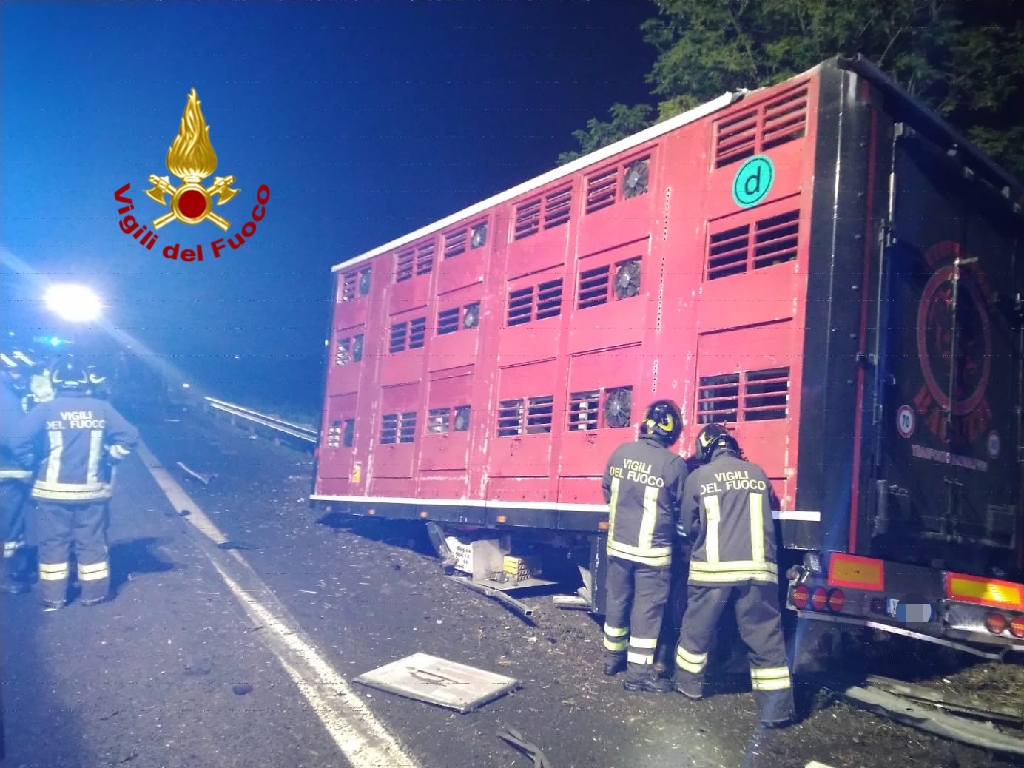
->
[514,198,542,240]
[437,307,461,335]
[753,211,800,269]
[409,317,427,349]
[697,373,740,423]
[428,407,450,433]
[568,390,600,431]
[526,395,554,433]
[507,286,534,326]
[744,367,789,421]
[399,412,417,443]
[714,109,758,168]
[389,322,408,353]
[714,82,808,168]
[416,244,435,275]
[445,229,468,259]
[585,167,618,214]
[708,224,751,280]
[544,186,572,229]
[536,279,563,319]
[335,337,351,366]
[340,272,357,301]
[326,420,342,449]
[497,399,524,436]
[578,265,610,309]
[395,250,415,282]
[762,84,808,150]
[380,413,400,444]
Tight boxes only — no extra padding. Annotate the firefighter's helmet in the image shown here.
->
[50,360,89,392]
[640,399,682,447]
[695,423,739,463]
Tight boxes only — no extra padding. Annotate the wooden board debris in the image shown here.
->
[355,652,520,713]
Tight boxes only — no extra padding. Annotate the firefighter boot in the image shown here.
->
[623,672,672,693]
[623,661,672,693]
[603,653,626,676]
[755,688,796,729]
[674,671,704,700]
[2,543,32,594]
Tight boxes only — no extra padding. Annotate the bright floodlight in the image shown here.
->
[43,284,102,323]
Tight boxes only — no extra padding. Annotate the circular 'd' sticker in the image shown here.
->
[896,405,915,438]
[987,431,1001,459]
[732,154,775,208]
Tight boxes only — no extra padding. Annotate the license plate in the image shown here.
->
[886,599,933,623]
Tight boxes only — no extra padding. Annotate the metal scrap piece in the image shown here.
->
[497,725,553,768]
[838,684,1024,757]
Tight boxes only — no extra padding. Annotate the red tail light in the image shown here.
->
[1010,616,1024,639]
[811,587,828,611]
[791,584,810,609]
[985,613,1008,635]
[827,588,845,613]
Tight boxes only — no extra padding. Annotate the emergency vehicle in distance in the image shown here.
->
[311,55,1024,655]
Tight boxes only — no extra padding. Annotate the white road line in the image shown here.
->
[806,762,838,768]
[136,441,420,768]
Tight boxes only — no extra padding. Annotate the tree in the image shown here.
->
[560,0,1024,180]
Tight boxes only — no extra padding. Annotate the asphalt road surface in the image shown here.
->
[3,405,1022,768]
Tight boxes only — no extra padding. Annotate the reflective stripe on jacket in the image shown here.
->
[9,393,139,502]
[602,436,688,567]
[683,450,778,586]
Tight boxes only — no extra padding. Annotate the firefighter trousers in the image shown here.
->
[603,557,671,678]
[36,500,111,606]
[1,480,31,587]
[675,582,795,724]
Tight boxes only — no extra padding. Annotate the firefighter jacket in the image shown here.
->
[681,449,779,586]
[602,435,688,567]
[0,384,32,483]
[9,392,139,502]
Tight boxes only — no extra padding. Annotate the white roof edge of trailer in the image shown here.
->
[331,90,745,273]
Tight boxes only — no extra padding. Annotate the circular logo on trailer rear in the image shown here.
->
[732,154,775,208]
[896,405,915,438]
[987,431,1001,459]
[915,262,992,417]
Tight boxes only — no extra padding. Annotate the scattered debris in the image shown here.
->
[497,725,553,768]
[232,684,253,696]
[298,589,317,595]
[355,652,519,713]
[448,575,535,622]
[864,674,1024,728]
[552,595,590,610]
[837,683,1024,757]
[425,521,457,574]
[176,461,215,485]
[217,541,259,551]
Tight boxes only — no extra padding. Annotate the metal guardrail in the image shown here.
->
[204,397,319,444]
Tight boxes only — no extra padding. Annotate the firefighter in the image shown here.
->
[9,359,139,609]
[0,353,34,593]
[601,399,688,693]
[673,423,796,727]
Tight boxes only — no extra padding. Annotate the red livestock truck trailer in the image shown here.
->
[311,55,1024,654]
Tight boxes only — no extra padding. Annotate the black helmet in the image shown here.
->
[640,399,682,447]
[50,360,89,392]
[695,423,740,463]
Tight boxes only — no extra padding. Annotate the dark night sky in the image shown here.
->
[0,0,656,412]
